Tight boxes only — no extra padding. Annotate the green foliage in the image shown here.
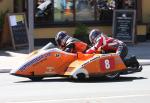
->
[107,33,112,37]
[74,23,89,43]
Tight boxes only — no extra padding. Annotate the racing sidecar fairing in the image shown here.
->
[10,42,142,81]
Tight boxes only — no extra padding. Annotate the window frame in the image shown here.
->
[13,0,142,28]
[34,0,114,28]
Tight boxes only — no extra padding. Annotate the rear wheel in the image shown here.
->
[29,77,44,81]
[105,73,120,80]
[76,73,86,80]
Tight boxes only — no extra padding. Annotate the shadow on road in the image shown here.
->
[73,76,146,83]
[15,76,147,83]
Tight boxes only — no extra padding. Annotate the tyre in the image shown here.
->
[29,77,44,81]
[76,73,86,80]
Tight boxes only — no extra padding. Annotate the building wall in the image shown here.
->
[0,0,13,12]
[1,0,148,24]
[142,0,150,23]
[34,26,112,39]
[34,1,149,40]
[34,25,146,39]
[0,0,148,45]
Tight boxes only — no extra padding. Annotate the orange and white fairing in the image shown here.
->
[65,52,126,79]
[10,48,77,77]
[10,42,127,80]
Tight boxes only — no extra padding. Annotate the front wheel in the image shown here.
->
[105,73,120,80]
[29,77,44,81]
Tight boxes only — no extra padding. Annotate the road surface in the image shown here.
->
[0,65,150,103]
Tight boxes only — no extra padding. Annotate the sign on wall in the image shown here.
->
[112,10,136,43]
[7,13,29,49]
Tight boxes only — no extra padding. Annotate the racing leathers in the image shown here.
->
[61,37,89,53]
[86,34,128,59]
[86,34,139,68]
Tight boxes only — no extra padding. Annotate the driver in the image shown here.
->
[55,31,89,53]
[86,29,140,68]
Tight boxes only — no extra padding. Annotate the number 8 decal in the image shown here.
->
[105,59,110,70]
[100,57,115,71]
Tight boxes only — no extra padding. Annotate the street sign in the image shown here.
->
[7,13,29,49]
[112,10,136,43]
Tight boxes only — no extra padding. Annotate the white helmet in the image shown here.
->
[89,29,102,44]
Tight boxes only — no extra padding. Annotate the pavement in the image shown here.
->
[0,41,150,73]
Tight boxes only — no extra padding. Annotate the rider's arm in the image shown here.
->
[64,48,72,52]
[64,43,74,53]
[85,46,96,54]
[86,36,105,54]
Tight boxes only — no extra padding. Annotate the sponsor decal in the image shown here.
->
[19,53,50,71]
[81,56,101,67]
[44,67,56,74]
[55,53,61,58]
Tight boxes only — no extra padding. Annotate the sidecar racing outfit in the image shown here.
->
[86,29,140,68]
[55,31,89,53]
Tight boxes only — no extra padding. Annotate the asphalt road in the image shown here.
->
[0,66,150,103]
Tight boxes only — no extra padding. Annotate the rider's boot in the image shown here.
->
[124,56,140,68]
[130,56,140,68]
[122,56,142,74]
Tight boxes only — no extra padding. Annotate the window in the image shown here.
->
[33,0,137,27]
[34,0,53,25]
[96,0,116,22]
[116,0,136,9]
[75,0,95,21]
[54,0,74,22]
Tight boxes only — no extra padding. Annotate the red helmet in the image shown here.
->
[89,29,102,44]
[55,31,70,47]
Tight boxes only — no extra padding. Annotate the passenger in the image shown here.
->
[86,29,140,68]
[55,31,89,53]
